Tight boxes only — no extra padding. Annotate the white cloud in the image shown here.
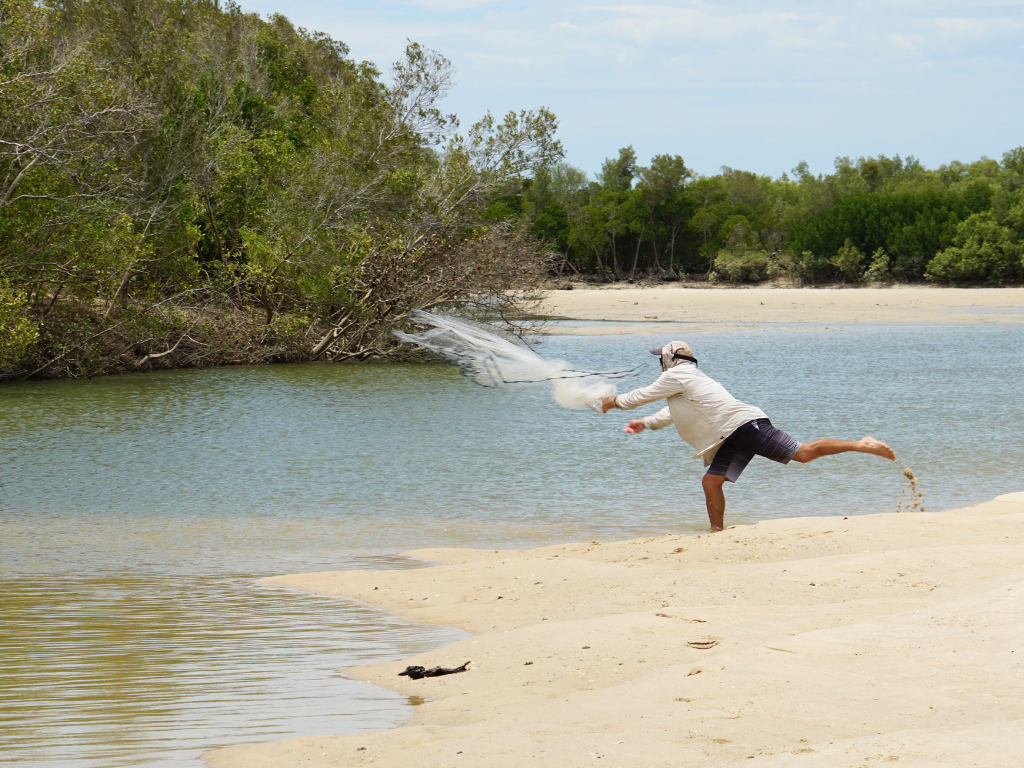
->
[238,0,1024,175]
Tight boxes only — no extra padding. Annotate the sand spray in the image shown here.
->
[894,458,925,513]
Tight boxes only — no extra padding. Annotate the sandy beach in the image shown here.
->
[533,285,1024,333]
[202,287,1024,768]
[206,491,1024,768]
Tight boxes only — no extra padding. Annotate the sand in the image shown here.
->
[204,287,1024,767]
[532,285,1024,334]
[205,491,1024,768]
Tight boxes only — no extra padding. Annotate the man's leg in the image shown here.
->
[702,473,727,531]
[792,436,895,463]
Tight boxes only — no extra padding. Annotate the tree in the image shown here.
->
[0,279,37,370]
[1002,147,1024,191]
[522,162,588,275]
[620,188,651,279]
[925,212,1022,284]
[862,248,892,283]
[831,238,865,282]
[687,177,729,276]
[599,146,637,192]
[638,154,692,278]
[0,0,563,377]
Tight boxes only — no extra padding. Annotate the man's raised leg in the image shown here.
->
[792,436,895,464]
[702,473,727,531]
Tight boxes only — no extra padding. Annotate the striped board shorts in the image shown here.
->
[706,418,801,483]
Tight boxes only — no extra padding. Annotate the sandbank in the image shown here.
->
[532,285,1024,334]
[206,491,1024,768]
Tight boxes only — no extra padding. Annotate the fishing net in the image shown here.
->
[395,311,635,410]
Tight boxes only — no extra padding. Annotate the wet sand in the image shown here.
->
[206,491,1024,768]
[533,285,1024,333]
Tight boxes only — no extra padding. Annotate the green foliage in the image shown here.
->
[4,0,1022,381]
[831,239,865,282]
[794,251,832,285]
[715,249,771,283]
[599,146,638,192]
[504,144,1023,285]
[1005,198,1024,235]
[862,248,892,283]
[515,144,1024,286]
[788,190,964,279]
[0,0,561,377]
[925,213,1023,284]
[0,280,38,371]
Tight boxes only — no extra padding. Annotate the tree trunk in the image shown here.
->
[666,223,678,278]
[105,266,135,318]
[629,234,643,279]
[559,246,580,276]
[259,285,275,325]
[610,233,621,280]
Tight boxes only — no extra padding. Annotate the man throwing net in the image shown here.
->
[601,341,895,531]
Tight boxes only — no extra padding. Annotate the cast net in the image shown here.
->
[395,311,634,410]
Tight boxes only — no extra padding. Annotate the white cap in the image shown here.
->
[651,341,697,369]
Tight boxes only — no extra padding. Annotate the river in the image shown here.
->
[2,322,1022,766]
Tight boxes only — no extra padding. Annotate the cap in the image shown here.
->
[651,340,697,370]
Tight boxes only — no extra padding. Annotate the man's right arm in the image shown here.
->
[614,372,686,411]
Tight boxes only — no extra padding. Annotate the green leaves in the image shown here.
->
[830,239,865,283]
[862,248,892,283]
[926,212,1022,284]
[0,279,38,371]
[1,0,560,376]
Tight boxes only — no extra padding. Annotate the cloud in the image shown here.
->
[237,0,1024,175]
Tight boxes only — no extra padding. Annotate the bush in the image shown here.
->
[765,251,794,280]
[862,248,892,283]
[0,280,38,373]
[830,238,864,282]
[794,250,832,285]
[925,212,1023,284]
[714,248,770,282]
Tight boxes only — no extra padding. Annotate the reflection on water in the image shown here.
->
[0,572,464,768]
[1,323,1023,766]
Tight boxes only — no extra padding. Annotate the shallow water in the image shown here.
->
[0,569,462,768]
[2,323,1022,766]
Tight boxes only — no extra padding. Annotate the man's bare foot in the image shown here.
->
[859,436,895,460]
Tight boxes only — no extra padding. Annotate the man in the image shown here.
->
[601,341,895,531]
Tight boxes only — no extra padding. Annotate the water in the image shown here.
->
[0,570,461,768]
[2,323,1022,766]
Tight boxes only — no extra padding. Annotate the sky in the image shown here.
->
[236,0,1024,179]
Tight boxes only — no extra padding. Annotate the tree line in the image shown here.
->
[2,0,1022,380]
[506,147,1024,287]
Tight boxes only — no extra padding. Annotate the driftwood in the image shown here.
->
[398,661,471,680]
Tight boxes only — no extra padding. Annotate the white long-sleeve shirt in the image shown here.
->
[614,363,767,465]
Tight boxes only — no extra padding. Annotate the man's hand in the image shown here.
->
[600,395,618,413]
[623,419,646,434]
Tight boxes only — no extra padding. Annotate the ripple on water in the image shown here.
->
[2,323,1023,766]
[0,572,465,768]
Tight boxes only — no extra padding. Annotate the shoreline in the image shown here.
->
[9,286,1021,382]
[532,285,1024,333]
[205,491,1024,768]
